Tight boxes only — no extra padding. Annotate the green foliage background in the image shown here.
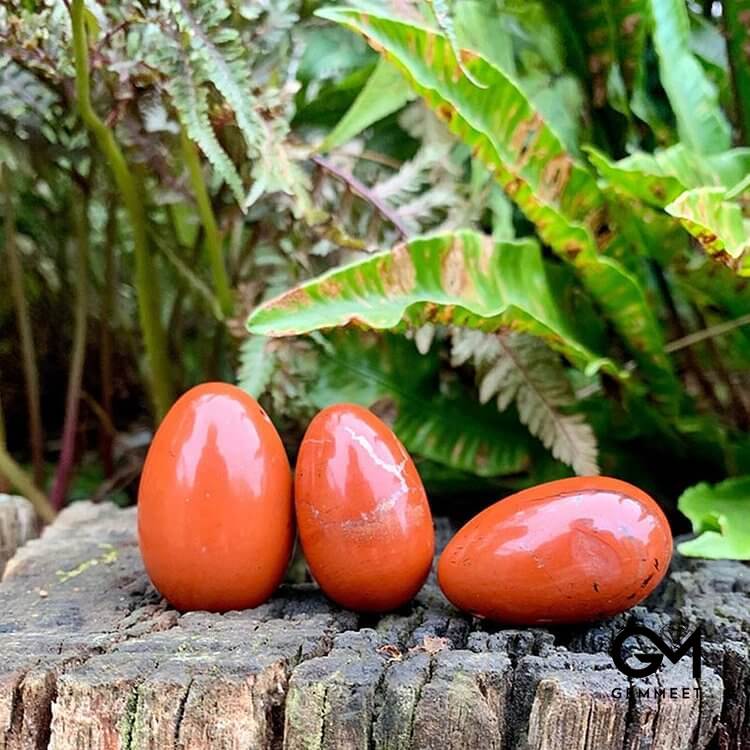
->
[1,0,749,557]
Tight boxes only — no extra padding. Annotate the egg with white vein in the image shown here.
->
[294,403,435,612]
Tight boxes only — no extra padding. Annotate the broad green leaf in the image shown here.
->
[648,0,731,154]
[453,0,515,73]
[689,15,732,112]
[426,0,486,88]
[665,188,750,276]
[586,144,750,208]
[724,0,750,142]
[585,146,686,208]
[319,58,414,152]
[525,76,586,157]
[316,5,604,251]
[311,331,534,477]
[247,231,618,377]
[678,476,750,560]
[316,6,680,407]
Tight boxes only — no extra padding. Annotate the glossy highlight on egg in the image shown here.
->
[438,476,673,625]
[295,403,435,612]
[138,382,294,612]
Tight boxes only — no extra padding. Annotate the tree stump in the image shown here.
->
[0,501,747,750]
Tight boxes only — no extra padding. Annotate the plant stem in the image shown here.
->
[0,393,55,524]
[70,0,173,419]
[99,192,117,477]
[665,312,750,353]
[311,155,410,238]
[180,127,233,317]
[1,163,45,487]
[50,193,89,511]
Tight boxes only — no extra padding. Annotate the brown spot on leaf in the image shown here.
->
[436,103,453,122]
[588,208,613,250]
[712,249,737,270]
[698,232,718,246]
[505,177,523,197]
[441,237,471,297]
[479,235,494,275]
[419,302,441,324]
[511,113,543,169]
[425,33,436,66]
[564,241,584,259]
[320,279,343,298]
[382,243,416,296]
[540,154,573,202]
[269,287,310,311]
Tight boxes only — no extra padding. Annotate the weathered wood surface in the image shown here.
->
[0,501,748,750]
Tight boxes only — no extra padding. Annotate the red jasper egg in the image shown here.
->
[138,382,294,612]
[295,403,434,612]
[438,476,672,625]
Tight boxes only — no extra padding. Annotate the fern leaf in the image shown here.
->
[413,324,436,354]
[237,336,277,397]
[372,105,467,233]
[168,64,245,205]
[451,330,600,475]
[173,0,264,150]
[163,0,308,210]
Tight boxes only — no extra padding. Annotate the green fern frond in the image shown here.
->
[452,330,600,475]
[160,0,308,210]
[0,58,58,138]
[237,335,277,398]
[372,105,469,233]
[170,0,264,153]
[168,61,245,204]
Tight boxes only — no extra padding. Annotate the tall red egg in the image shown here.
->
[295,403,434,612]
[438,476,673,625]
[138,382,294,612]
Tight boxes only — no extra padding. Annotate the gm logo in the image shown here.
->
[611,624,702,679]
